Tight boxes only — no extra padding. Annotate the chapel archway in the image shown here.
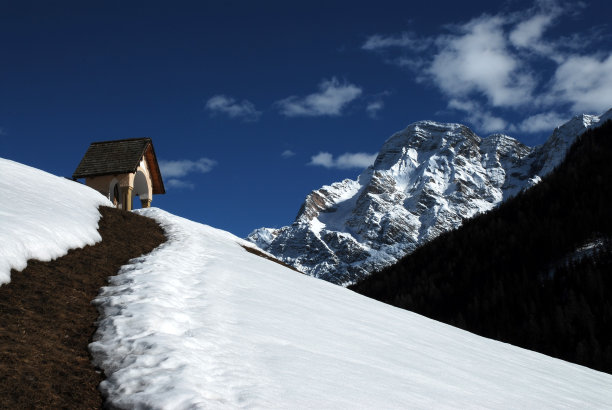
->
[133,169,152,208]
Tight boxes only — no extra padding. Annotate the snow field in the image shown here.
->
[91,207,612,409]
[0,158,112,285]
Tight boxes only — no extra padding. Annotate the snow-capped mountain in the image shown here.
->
[248,110,612,285]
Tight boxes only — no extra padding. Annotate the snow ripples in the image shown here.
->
[91,207,612,409]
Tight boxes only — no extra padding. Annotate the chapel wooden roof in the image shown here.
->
[72,138,165,194]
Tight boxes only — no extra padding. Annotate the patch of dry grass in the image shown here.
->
[0,206,166,408]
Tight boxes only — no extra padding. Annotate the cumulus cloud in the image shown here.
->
[205,95,261,121]
[362,32,430,51]
[158,157,217,189]
[159,158,217,189]
[366,101,384,119]
[510,15,552,48]
[276,78,362,117]
[165,179,195,190]
[429,15,535,108]
[308,152,377,169]
[362,1,612,134]
[281,150,296,158]
[513,111,568,133]
[509,14,557,58]
[449,99,509,133]
[159,158,217,178]
[547,54,612,112]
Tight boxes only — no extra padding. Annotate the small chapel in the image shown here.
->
[72,137,165,210]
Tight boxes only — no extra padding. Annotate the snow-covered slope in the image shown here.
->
[249,110,612,285]
[1,158,610,408]
[0,158,111,285]
[90,207,612,409]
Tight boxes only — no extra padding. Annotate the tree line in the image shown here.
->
[350,120,612,373]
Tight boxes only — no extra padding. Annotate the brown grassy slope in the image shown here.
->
[0,206,165,409]
[241,244,302,273]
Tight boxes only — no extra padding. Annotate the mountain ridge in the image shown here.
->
[248,110,612,285]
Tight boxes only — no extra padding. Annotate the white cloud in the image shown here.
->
[509,14,556,57]
[366,101,384,119]
[429,15,535,108]
[509,15,551,48]
[276,78,362,117]
[308,152,377,169]
[281,150,296,158]
[508,0,569,61]
[159,158,217,178]
[548,54,612,112]
[159,158,216,190]
[361,1,612,134]
[165,179,195,190]
[449,99,509,133]
[362,32,430,51]
[513,111,568,133]
[205,95,261,121]
[309,152,334,168]
[393,56,427,71]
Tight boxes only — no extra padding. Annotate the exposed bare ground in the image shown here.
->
[0,206,166,409]
[241,244,302,273]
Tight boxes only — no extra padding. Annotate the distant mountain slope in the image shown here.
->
[350,119,612,374]
[248,110,612,285]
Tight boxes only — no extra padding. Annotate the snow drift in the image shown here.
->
[91,207,612,409]
[0,158,111,285]
[1,157,611,409]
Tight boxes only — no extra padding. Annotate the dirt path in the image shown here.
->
[0,206,165,408]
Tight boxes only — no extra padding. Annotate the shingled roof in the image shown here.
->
[73,138,165,194]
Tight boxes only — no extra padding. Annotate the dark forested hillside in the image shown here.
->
[350,120,612,373]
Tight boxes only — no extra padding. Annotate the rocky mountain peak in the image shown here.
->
[248,111,610,285]
[373,121,480,171]
[295,179,360,223]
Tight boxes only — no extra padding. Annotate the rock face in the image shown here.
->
[248,111,611,285]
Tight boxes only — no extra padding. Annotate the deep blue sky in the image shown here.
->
[2,0,611,237]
